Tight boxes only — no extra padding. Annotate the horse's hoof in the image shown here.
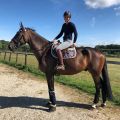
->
[91,104,97,109]
[101,103,106,107]
[46,101,52,107]
[49,105,56,112]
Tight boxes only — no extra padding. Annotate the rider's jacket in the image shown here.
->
[55,22,78,43]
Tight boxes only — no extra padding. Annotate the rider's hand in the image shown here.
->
[73,43,76,46]
[52,39,56,42]
[52,39,58,44]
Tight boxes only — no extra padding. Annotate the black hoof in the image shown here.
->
[49,105,56,112]
[101,103,106,108]
[46,101,52,107]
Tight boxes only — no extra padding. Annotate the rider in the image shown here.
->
[53,11,78,70]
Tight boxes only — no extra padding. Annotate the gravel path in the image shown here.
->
[0,63,120,120]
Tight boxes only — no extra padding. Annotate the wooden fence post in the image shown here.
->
[0,51,1,61]
[9,52,12,62]
[16,53,18,64]
[25,53,27,66]
[4,52,6,61]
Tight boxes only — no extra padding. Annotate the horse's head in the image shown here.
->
[8,23,29,51]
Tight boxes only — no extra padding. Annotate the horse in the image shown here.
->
[8,23,113,112]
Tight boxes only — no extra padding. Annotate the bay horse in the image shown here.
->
[8,23,113,112]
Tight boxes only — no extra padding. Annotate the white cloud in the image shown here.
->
[84,0,120,9]
[114,6,120,10]
[114,6,120,16]
[90,17,96,27]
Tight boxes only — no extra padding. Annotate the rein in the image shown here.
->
[34,41,52,53]
[40,42,53,70]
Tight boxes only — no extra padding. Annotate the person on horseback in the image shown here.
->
[53,11,78,70]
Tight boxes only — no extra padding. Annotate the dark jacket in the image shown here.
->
[55,22,78,43]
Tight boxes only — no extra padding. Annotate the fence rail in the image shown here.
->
[1,51,34,65]
[0,51,120,66]
[100,49,120,51]
[0,51,36,67]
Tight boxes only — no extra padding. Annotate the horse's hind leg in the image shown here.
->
[100,77,107,107]
[92,75,101,109]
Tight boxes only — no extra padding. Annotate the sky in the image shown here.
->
[0,0,120,47]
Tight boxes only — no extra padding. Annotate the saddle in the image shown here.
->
[51,42,77,59]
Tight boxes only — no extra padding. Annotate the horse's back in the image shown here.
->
[76,46,105,59]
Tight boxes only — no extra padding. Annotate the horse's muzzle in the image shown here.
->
[8,43,15,51]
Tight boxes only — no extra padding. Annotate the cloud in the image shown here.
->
[114,6,120,10]
[84,0,120,9]
[114,6,120,16]
[90,17,96,27]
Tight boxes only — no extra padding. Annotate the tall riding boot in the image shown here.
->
[56,49,65,70]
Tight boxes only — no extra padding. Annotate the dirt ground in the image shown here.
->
[0,63,120,120]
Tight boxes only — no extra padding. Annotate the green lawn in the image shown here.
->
[107,57,120,62]
[0,52,38,68]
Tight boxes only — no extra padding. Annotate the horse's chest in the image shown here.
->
[39,63,46,73]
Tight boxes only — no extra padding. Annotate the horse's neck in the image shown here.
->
[29,31,48,50]
[28,31,49,59]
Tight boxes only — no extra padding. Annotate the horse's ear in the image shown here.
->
[20,22,24,28]
[20,22,26,31]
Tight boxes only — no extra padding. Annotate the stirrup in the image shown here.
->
[56,65,65,70]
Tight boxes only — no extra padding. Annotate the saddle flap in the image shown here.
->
[63,47,76,59]
[51,44,77,59]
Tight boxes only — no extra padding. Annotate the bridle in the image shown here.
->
[12,29,27,48]
[11,28,53,54]
[34,41,52,54]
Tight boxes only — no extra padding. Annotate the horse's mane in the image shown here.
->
[26,27,36,32]
[25,27,49,42]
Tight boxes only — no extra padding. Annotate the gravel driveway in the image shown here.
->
[0,63,120,120]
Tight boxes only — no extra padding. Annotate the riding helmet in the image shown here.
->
[63,11,71,18]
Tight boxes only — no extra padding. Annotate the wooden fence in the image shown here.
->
[100,49,120,57]
[0,51,35,66]
[0,50,120,66]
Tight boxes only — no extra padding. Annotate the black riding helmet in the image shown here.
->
[63,11,71,18]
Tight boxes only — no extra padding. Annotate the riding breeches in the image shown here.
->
[56,40,73,50]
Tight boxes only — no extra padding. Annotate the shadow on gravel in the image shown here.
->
[0,96,91,111]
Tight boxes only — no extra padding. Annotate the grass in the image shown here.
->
[0,52,120,106]
[0,52,38,68]
[106,57,120,62]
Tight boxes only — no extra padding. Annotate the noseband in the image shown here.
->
[12,30,27,47]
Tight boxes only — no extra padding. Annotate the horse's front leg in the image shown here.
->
[46,73,56,112]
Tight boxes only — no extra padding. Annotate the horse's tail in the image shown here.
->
[102,59,113,100]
